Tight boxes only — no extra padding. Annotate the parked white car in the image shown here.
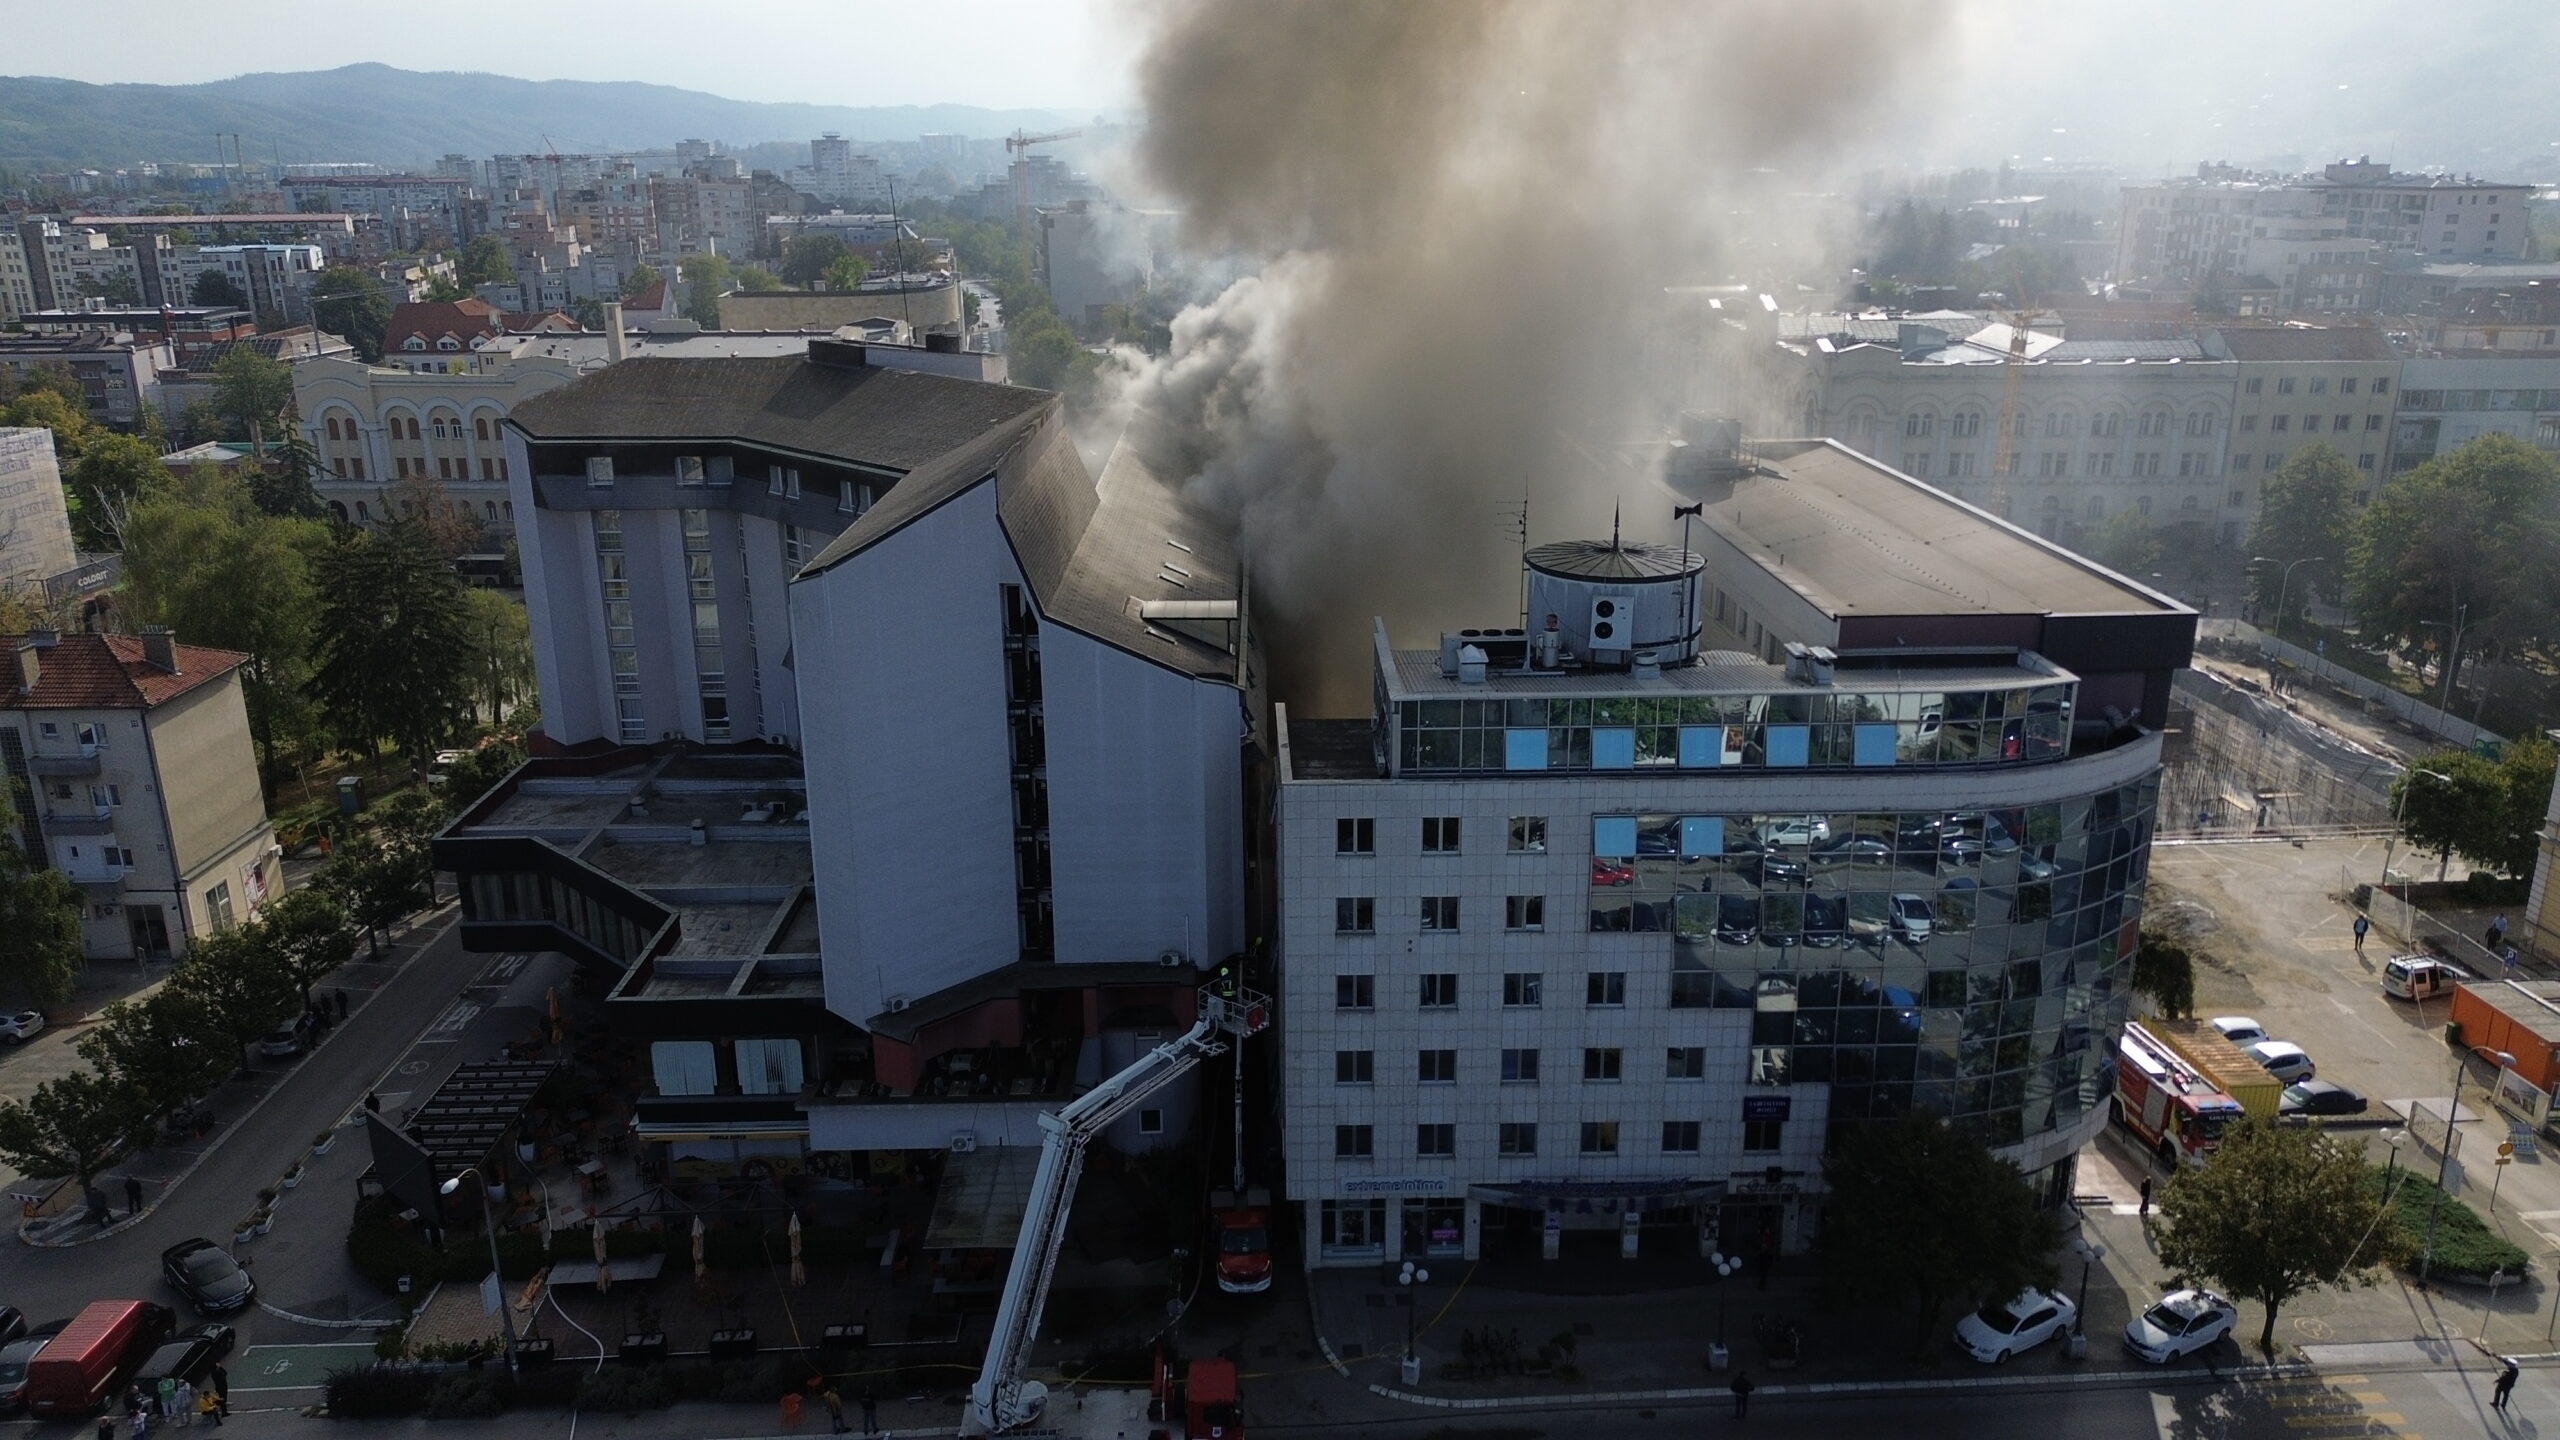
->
[2122,1288,2238,1363]
[1955,1288,2078,1364]
[0,1011,43,1044]
[2209,1016,2268,1047]
[2246,1039,2316,1084]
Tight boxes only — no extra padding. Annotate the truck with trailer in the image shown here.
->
[2144,1017,2285,1122]
[2114,1021,2247,1166]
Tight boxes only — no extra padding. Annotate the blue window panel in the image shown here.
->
[1591,727,1636,770]
[1504,727,1549,771]
[1679,817,1725,856]
[1765,724,1810,768]
[1593,816,1637,858]
[1678,725,1723,768]
[1853,723,1899,767]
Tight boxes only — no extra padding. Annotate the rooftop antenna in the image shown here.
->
[1498,498,1529,629]
[1610,501,1622,553]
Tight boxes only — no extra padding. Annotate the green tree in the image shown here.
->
[76,991,231,1134]
[169,923,304,1069]
[619,264,663,301]
[676,253,731,329]
[780,233,850,287]
[317,819,436,958]
[454,236,516,289]
[1817,1110,2062,1357]
[0,1070,151,1189]
[2349,435,2560,685]
[2247,445,2355,623]
[461,588,533,726]
[2391,750,2511,881]
[422,275,467,303]
[736,265,783,292]
[121,486,327,775]
[252,886,359,1010]
[2132,931,2195,1019]
[2086,510,2162,577]
[308,520,479,765]
[65,433,173,550]
[1,385,98,461]
[1008,312,1096,396]
[2154,1121,2403,1353]
[210,344,294,452]
[311,266,393,362]
[824,253,869,293]
[252,429,328,520]
[441,741,526,804]
[188,270,248,309]
[0,809,83,1003]
[2489,737,2560,878]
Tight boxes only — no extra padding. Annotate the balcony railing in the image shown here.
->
[41,804,114,836]
[29,746,101,778]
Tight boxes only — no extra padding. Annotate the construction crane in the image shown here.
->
[966,976,1271,1436]
[1986,307,2035,520]
[1005,129,1084,228]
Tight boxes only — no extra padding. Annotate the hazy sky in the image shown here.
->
[3,0,1142,111]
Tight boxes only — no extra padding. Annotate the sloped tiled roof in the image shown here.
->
[2212,326,2397,362]
[3,633,248,710]
[385,299,503,353]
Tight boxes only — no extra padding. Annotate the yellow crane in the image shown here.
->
[1986,308,2035,520]
[1005,128,1084,227]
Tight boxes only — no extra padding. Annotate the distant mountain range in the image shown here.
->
[0,64,1076,171]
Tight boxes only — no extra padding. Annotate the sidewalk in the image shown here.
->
[17,903,459,1247]
[1297,1124,2551,1418]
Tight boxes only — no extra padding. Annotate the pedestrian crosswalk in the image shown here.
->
[2155,1373,2421,1439]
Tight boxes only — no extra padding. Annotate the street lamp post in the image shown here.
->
[1396,1260,1429,1385]
[441,1165,521,1377]
[2252,554,2326,649]
[2420,1048,2513,1288]
[2378,768,2455,901]
[2073,1237,2106,1335]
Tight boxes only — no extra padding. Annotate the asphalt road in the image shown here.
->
[0,915,488,1347]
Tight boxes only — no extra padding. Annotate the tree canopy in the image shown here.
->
[2349,434,2560,678]
[0,806,83,1004]
[188,270,247,309]
[121,477,328,775]
[311,265,393,362]
[168,922,305,1069]
[0,1070,150,1189]
[2154,1120,2403,1353]
[620,264,664,301]
[780,233,850,287]
[675,253,730,329]
[65,433,173,551]
[2086,510,2162,577]
[1817,1110,2062,1356]
[307,519,479,764]
[824,253,870,293]
[2391,738,2555,879]
[210,344,294,450]
[2247,445,2354,623]
[454,235,515,289]
[77,990,231,1133]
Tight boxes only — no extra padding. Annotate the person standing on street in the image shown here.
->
[124,1176,144,1219]
[1730,1369,1756,1418]
[2139,1175,2153,1217]
[859,1385,878,1434]
[194,1390,220,1428]
[2495,1356,2521,1410]
[2352,914,2369,953]
[209,1364,227,1417]
[172,1380,195,1429]
[2490,914,2510,950]
[821,1386,846,1435]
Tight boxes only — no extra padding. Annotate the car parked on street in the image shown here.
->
[0,1011,45,1044]
[2246,1039,2317,1084]
[128,1323,234,1394]
[2122,1288,2238,1363]
[1955,1288,2077,1363]
[2210,1016,2269,1047]
[0,1323,60,1412]
[2279,1080,2369,1118]
[161,1238,257,1314]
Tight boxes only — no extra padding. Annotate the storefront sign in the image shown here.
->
[1742,1096,1792,1121]
[1343,1175,1451,1196]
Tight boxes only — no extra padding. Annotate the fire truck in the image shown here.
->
[2113,1021,2245,1167]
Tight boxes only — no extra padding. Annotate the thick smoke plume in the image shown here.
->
[1117,0,1928,711]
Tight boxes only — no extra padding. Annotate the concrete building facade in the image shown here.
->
[1,629,278,962]
[1275,439,2193,1267]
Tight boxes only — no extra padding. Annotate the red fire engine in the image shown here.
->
[2114,1021,2244,1167]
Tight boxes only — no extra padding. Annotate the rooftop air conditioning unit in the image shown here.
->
[1158,948,1188,968]
[949,1132,978,1153]
[883,995,911,1013]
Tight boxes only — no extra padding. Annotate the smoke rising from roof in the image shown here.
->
[1114,0,1927,712]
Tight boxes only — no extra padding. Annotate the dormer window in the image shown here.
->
[402,335,426,351]
[437,335,461,351]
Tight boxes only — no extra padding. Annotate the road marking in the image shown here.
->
[480,953,530,985]
[417,999,481,1043]
[234,1342,376,1391]
[2325,996,2396,1045]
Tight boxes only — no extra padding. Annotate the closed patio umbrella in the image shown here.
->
[692,1214,708,1283]
[593,1219,612,1293]
[789,1212,806,1288]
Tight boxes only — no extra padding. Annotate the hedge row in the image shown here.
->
[345,1196,878,1293]
[2380,1172,2533,1281]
